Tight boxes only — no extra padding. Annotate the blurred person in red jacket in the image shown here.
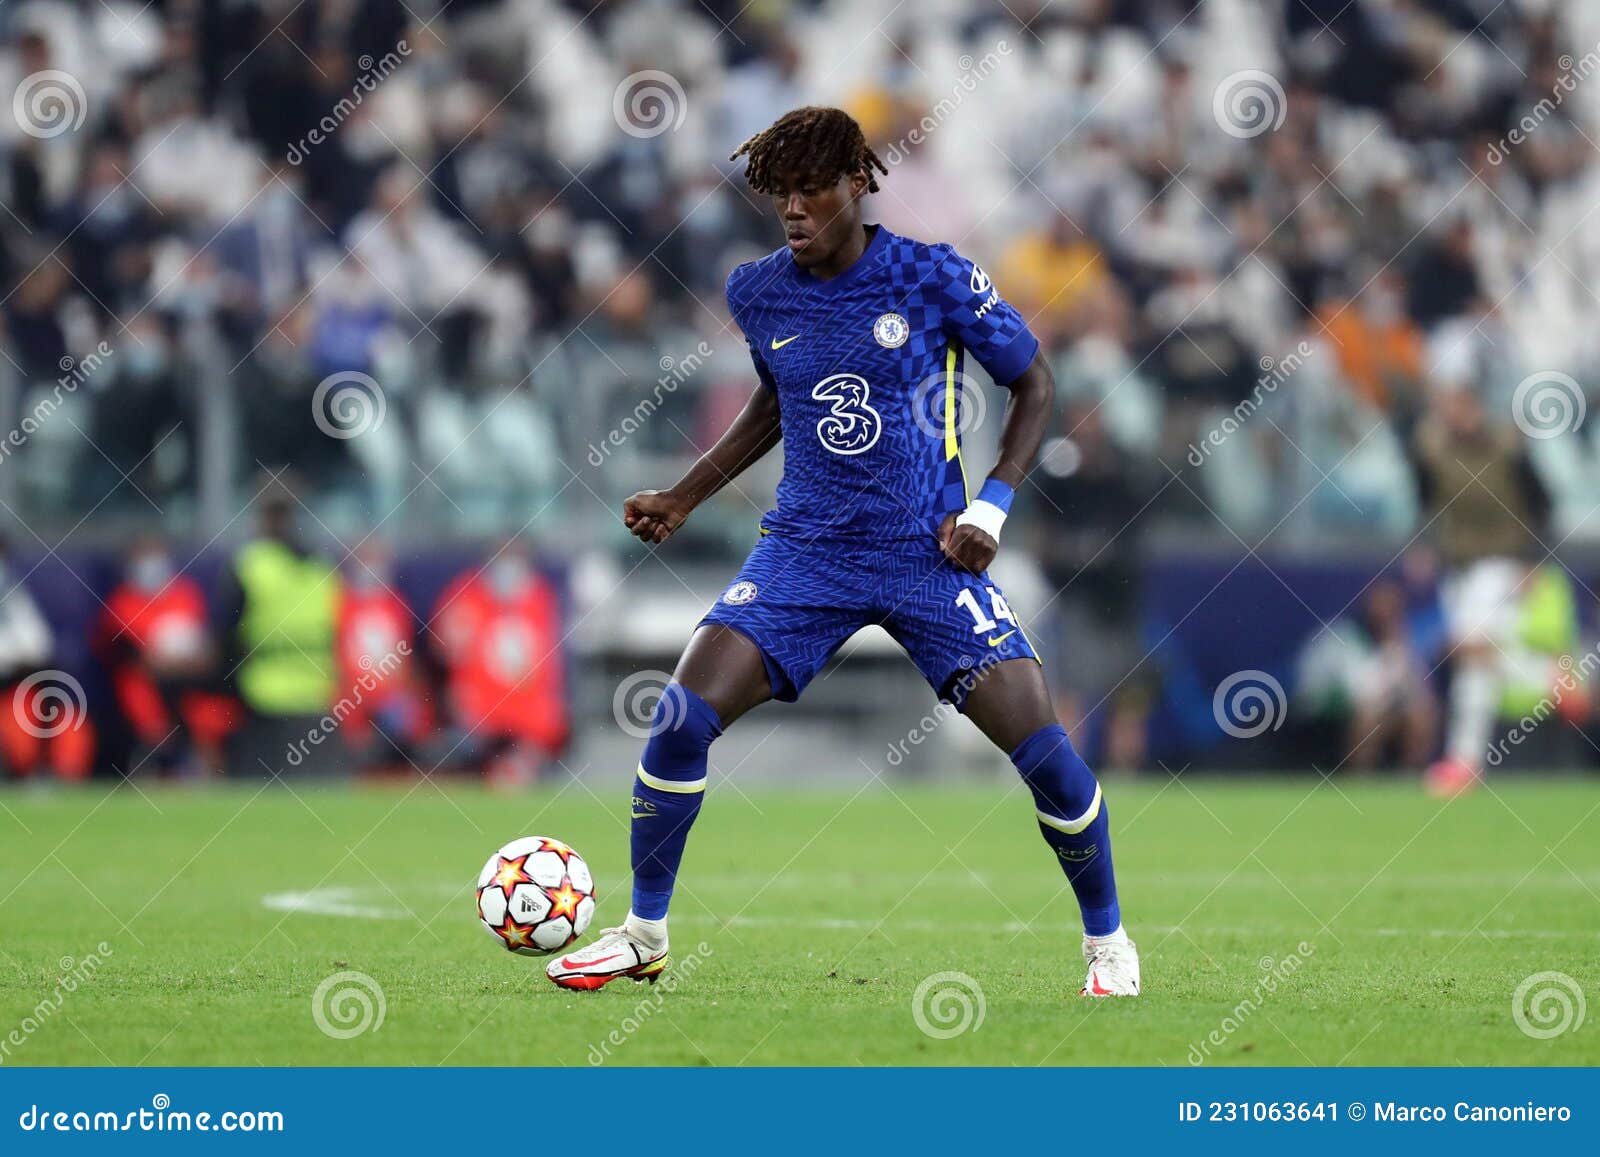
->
[0,536,94,781]
[430,543,569,787]
[336,542,432,773]
[96,538,233,777]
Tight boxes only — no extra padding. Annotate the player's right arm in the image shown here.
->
[625,262,783,544]
[623,383,781,544]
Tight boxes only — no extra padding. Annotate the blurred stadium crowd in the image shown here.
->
[4,0,1600,780]
[0,482,572,784]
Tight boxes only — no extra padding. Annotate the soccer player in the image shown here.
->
[548,107,1139,997]
[1412,385,1576,795]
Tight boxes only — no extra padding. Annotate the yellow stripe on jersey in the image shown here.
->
[945,343,970,505]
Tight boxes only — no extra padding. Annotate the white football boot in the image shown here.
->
[546,925,668,991]
[1080,929,1141,997]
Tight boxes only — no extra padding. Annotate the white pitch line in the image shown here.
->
[260,885,1600,939]
[261,887,417,920]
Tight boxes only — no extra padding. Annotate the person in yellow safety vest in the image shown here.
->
[216,479,342,777]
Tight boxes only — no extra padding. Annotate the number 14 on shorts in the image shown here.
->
[956,585,1017,642]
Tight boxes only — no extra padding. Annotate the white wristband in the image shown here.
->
[955,499,1007,542]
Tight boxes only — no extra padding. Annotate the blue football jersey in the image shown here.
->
[725,224,1039,542]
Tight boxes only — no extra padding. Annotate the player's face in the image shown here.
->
[770,170,868,271]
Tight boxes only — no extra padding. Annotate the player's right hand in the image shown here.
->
[623,489,693,544]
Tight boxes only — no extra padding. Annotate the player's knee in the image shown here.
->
[638,682,724,788]
[1010,723,1100,825]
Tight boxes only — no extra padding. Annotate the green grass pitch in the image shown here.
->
[1,776,1596,1066]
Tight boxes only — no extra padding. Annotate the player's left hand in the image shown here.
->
[938,512,997,574]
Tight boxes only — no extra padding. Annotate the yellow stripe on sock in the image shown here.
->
[636,763,706,794]
[1036,783,1102,834]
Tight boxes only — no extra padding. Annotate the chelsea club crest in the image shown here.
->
[873,313,909,349]
[723,581,759,605]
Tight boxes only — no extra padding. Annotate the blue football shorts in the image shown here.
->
[699,529,1040,709]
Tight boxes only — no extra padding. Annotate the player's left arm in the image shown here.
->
[939,350,1053,573]
[932,246,1051,574]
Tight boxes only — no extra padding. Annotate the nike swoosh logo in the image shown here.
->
[987,630,1016,646]
[770,334,800,349]
[561,952,622,970]
[631,810,655,819]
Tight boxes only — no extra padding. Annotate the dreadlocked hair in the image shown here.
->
[729,106,888,195]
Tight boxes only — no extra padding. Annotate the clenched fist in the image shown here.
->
[623,489,695,544]
[938,512,997,574]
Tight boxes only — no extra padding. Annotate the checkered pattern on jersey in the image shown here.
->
[723,226,1039,544]
[884,240,965,523]
[928,242,1034,357]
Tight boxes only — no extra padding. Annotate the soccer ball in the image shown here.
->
[476,836,595,956]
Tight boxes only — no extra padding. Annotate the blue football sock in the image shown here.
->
[629,683,722,921]
[1010,723,1121,936]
